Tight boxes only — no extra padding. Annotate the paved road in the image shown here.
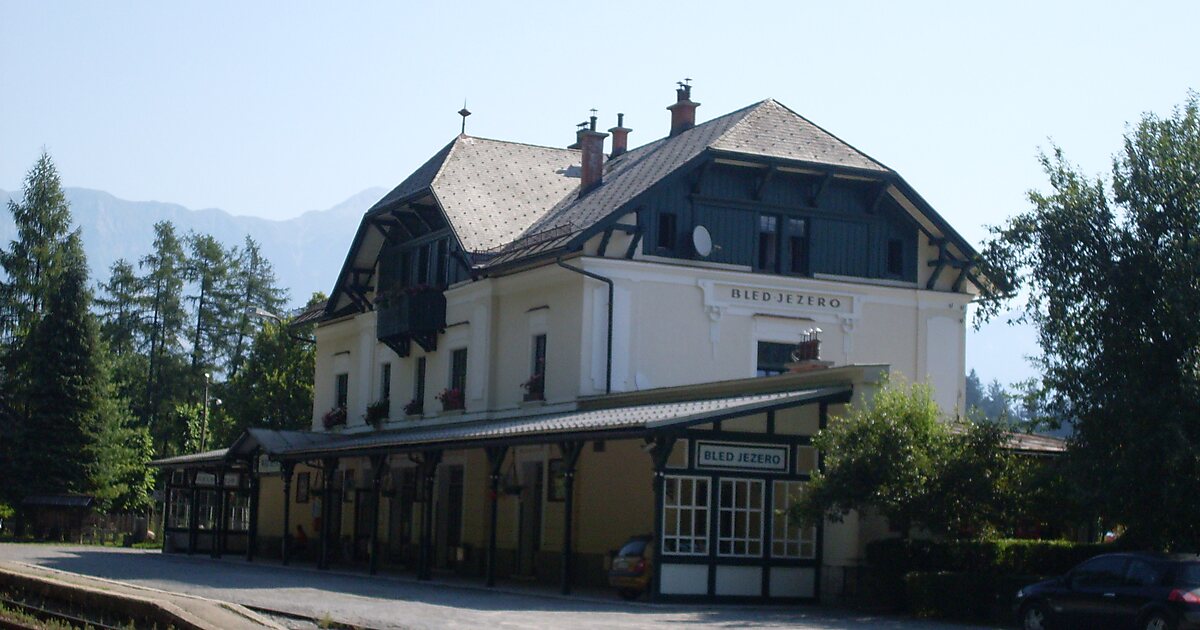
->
[0,544,995,629]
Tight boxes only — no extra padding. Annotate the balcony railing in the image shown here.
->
[376,286,446,354]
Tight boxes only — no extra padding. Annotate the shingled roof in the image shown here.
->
[329,94,979,313]
[513,98,888,248]
[364,135,580,253]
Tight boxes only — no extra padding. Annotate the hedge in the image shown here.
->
[866,538,1110,576]
[904,571,1038,623]
[862,539,1110,616]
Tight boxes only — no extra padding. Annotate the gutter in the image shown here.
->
[556,255,613,394]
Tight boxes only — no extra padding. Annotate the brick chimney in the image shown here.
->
[579,115,608,194]
[667,81,699,137]
[609,113,632,158]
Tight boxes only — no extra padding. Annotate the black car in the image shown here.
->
[1016,552,1200,630]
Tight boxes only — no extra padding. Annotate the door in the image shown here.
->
[515,462,543,577]
[388,468,416,565]
[354,489,373,561]
[434,465,464,569]
[1060,556,1130,628]
[1113,557,1168,627]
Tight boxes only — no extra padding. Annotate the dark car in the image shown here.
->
[1016,552,1200,630]
[608,535,653,600]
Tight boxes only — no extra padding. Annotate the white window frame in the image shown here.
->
[717,478,764,558]
[662,475,710,557]
[771,480,816,559]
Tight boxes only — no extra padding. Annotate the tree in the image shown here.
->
[226,235,288,378]
[139,221,189,452]
[184,233,237,383]
[0,151,74,345]
[977,92,1200,549]
[9,234,102,496]
[793,379,1025,539]
[216,293,320,446]
[96,259,146,357]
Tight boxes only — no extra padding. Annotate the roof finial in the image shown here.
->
[458,100,471,135]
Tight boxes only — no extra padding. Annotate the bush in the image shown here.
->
[866,538,1109,576]
[905,571,1037,622]
[864,538,1110,616]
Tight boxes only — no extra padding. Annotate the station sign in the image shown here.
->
[695,441,789,473]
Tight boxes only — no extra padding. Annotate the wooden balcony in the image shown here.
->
[376,287,446,356]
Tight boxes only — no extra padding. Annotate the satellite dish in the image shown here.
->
[692,225,713,257]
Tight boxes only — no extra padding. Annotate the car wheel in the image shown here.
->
[1022,602,1051,630]
[1142,612,1175,630]
[618,588,642,601]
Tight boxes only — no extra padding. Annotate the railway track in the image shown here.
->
[0,593,131,630]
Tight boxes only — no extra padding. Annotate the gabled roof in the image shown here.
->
[329,96,982,314]
[364,135,580,253]
[495,99,922,263]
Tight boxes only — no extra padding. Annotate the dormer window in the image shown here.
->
[757,215,778,271]
[657,212,678,252]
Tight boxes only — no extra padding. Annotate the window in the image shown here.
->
[435,239,449,286]
[450,348,468,393]
[296,472,310,503]
[886,238,904,276]
[757,215,779,271]
[1072,556,1129,588]
[168,489,190,528]
[663,476,709,555]
[335,373,348,409]
[342,470,355,503]
[526,334,546,400]
[417,244,430,285]
[380,363,392,402]
[787,218,809,275]
[531,334,547,375]
[197,490,216,530]
[414,357,426,405]
[227,492,250,532]
[547,459,566,502]
[757,341,794,377]
[772,481,816,559]
[718,478,764,557]
[1125,558,1165,587]
[657,212,677,251]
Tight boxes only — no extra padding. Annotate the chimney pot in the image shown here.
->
[667,82,700,137]
[608,113,632,158]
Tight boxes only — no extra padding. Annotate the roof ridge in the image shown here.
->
[458,133,581,155]
[430,135,466,187]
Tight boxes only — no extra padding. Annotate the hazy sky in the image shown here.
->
[2,1,1198,387]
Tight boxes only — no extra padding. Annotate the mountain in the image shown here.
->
[0,187,386,308]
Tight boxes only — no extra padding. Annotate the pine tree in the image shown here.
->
[226,235,288,378]
[139,221,188,452]
[0,151,73,346]
[184,233,238,384]
[96,259,146,357]
[13,234,102,496]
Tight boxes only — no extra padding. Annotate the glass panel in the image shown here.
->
[757,215,779,271]
[771,480,816,559]
[662,475,709,557]
[718,478,764,558]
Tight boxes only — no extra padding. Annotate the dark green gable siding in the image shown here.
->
[639,160,919,283]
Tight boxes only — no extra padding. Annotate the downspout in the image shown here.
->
[556,255,613,394]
